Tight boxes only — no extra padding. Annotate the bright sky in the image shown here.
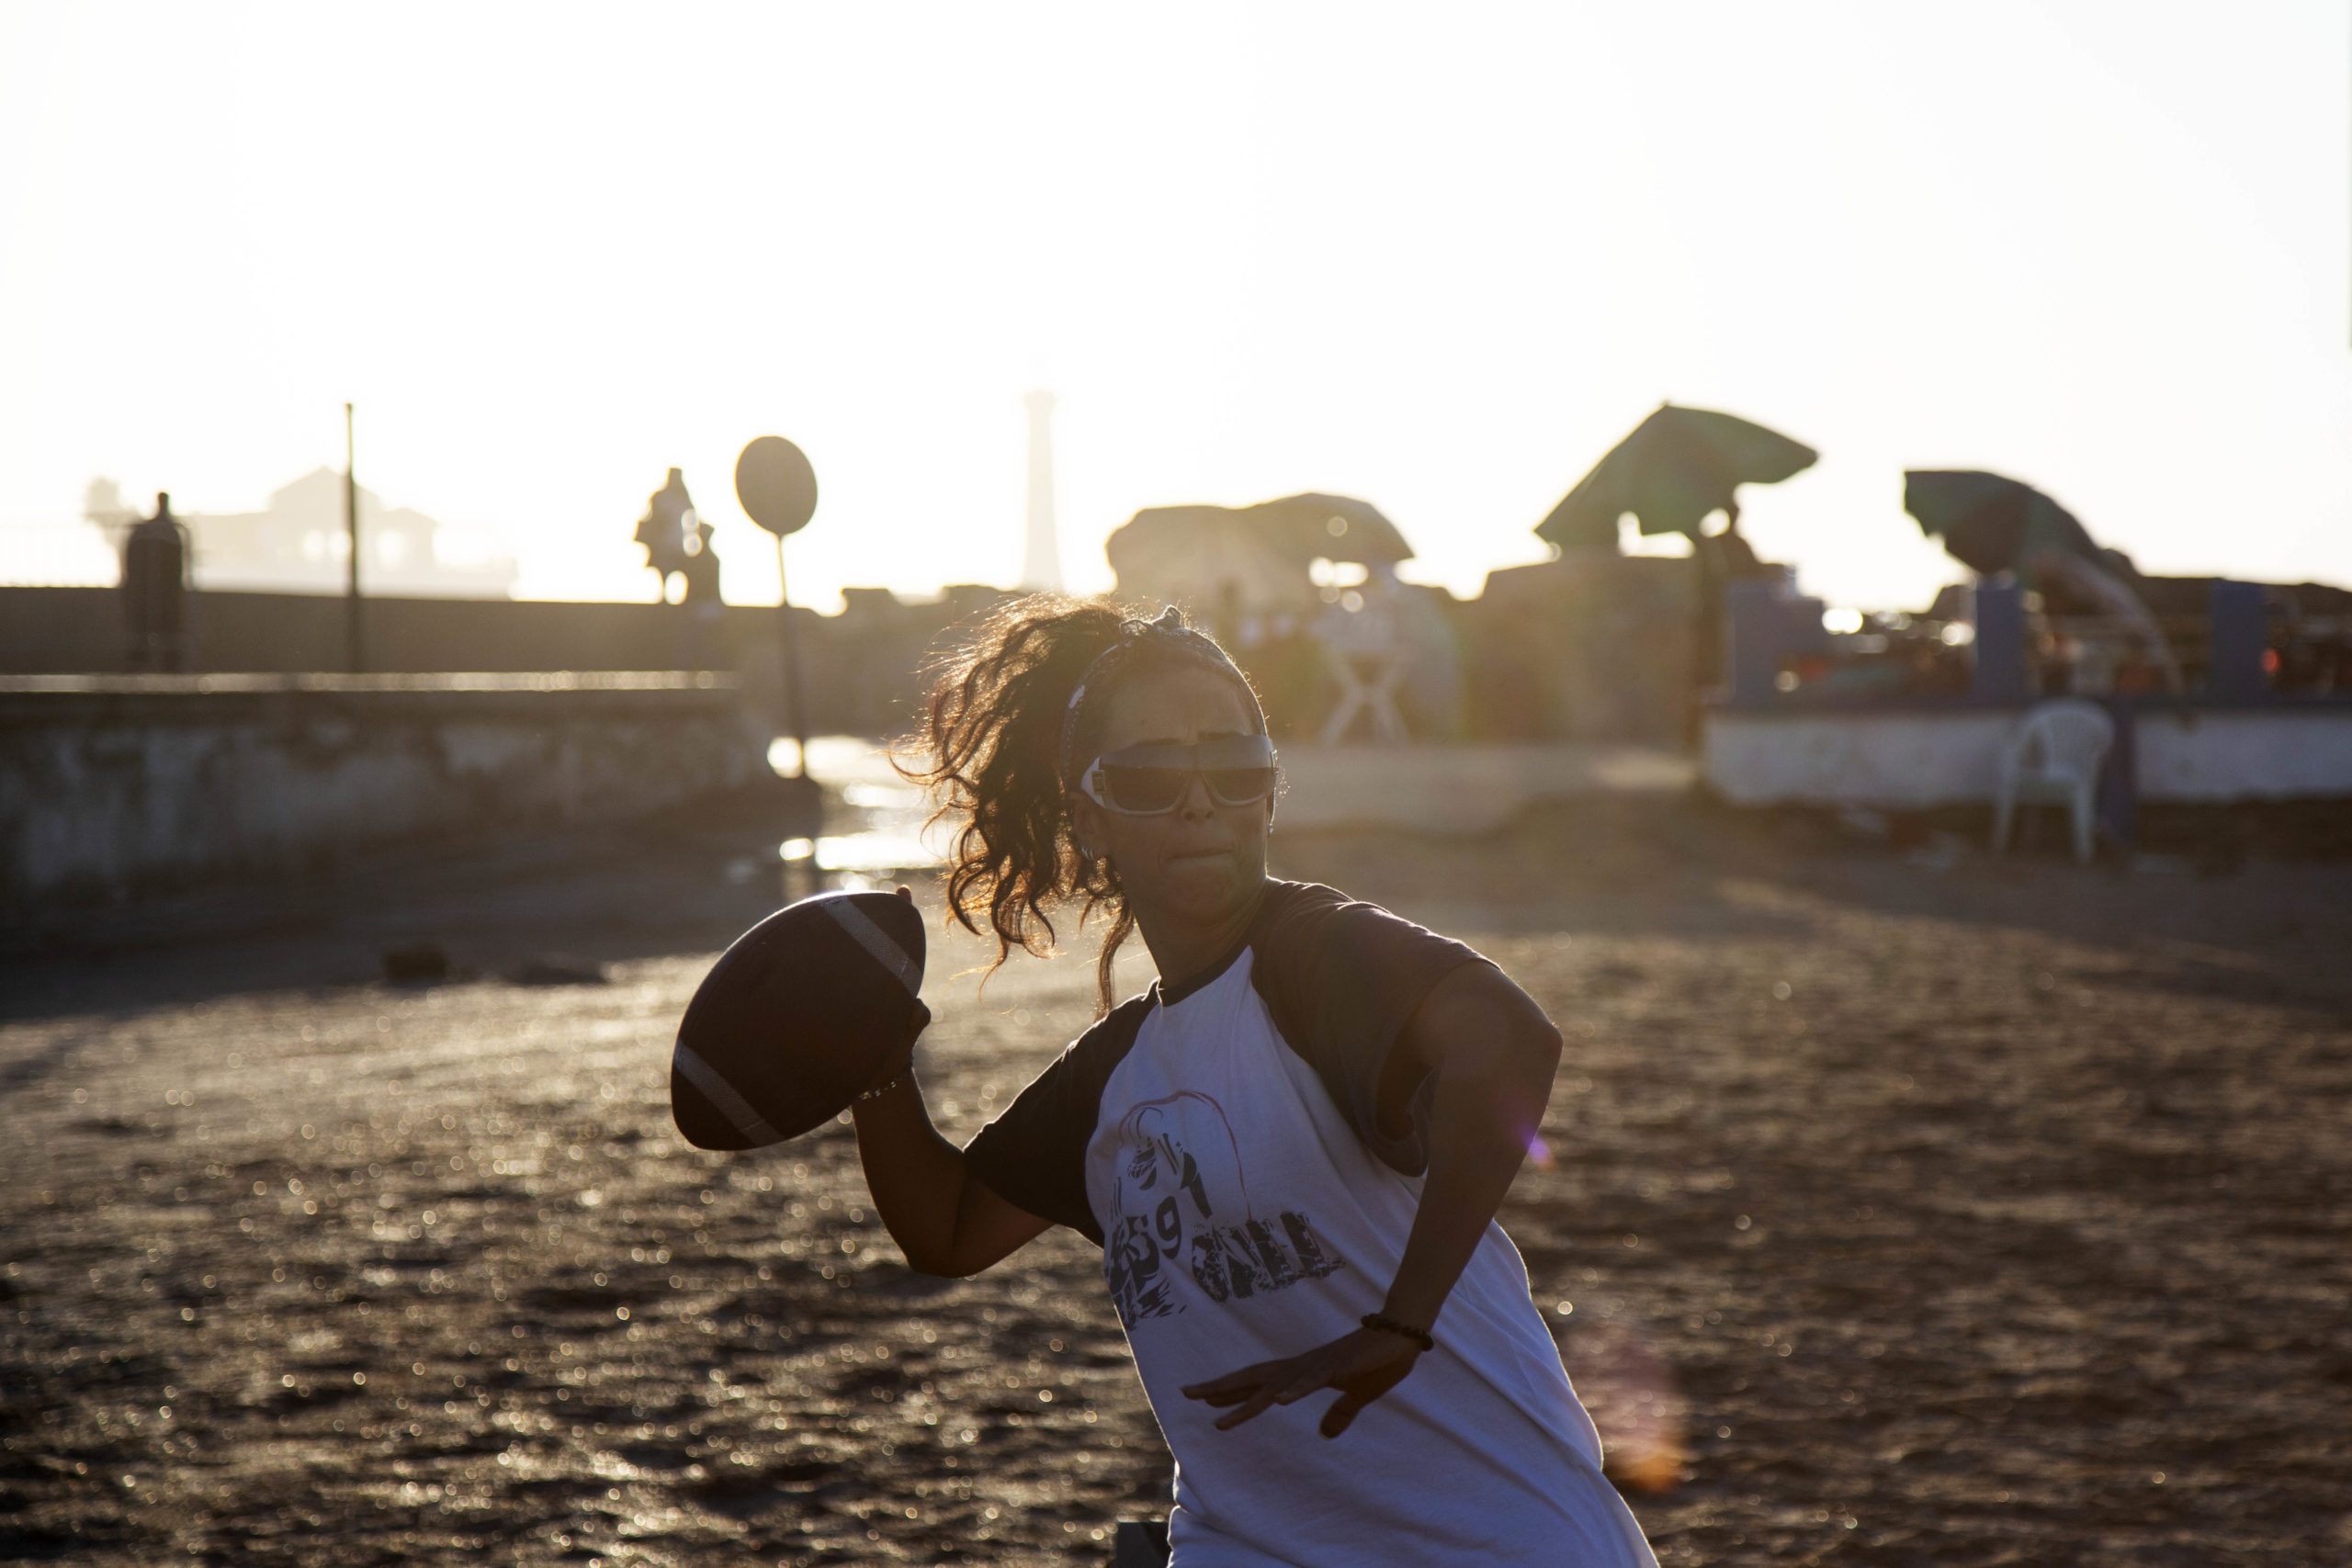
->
[3,2,2347,613]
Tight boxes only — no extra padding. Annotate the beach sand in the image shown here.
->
[6,797,2350,1564]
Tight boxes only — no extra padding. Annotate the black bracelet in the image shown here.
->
[1361,1313,1434,1353]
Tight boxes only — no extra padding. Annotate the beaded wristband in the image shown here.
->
[1361,1313,1435,1353]
[854,1070,909,1104]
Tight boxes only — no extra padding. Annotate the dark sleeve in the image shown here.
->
[1250,882,1494,1177]
[961,998,1150,1247]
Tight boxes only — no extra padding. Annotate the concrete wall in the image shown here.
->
[1275,743,1695,833]
[2,573,1703,749]
[1705,709,2019,808]
[0,585,1012,740]
[1705,704,2352,807]
[2135,709,2352,802]
[1,586,693,675]
[1,674,772,908]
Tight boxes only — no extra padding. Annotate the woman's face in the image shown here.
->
[1069,665,1271,931]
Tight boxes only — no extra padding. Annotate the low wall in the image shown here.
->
[0,585,1004,739]
[2,575,1708,749]
[1704,709,2019,808]
[2134,709,2352,802]
[1,673,772,909]
[1705,702,2352,807]
[1275,743,1695,833]
[0,586,700,676]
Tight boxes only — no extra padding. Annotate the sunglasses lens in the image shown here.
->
[1088,738,1278,814]
[1098,766,1192,813]
[1203,767,1278,806]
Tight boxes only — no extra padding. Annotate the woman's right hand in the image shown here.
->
[858,886,927,1097]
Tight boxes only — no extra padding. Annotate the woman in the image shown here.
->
[851,600,1657,1566]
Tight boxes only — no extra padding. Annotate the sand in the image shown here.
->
[5,798,2350,1564]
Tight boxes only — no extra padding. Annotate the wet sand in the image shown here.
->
[6,799,2351,1564]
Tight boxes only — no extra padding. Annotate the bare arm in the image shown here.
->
[1377,961,1563,1329]
[851,1072,1050,1278]
[1183,962,1562,1437]
[843,887,1051,1278]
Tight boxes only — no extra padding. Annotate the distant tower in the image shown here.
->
[1021,389,1063,591]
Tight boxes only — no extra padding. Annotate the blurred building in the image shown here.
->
[1103,493,1470,740]
[1462,553,1699,747]
[166,468,517,598]
[11,482,1734,750]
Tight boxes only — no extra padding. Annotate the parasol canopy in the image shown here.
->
[1902,470,2103,577]
[1117,492,1413,567]
[1248,492,1415,564]
[1103,492,1414,613]
[1536,403,1818,550]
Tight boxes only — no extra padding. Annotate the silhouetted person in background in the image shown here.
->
[635,468,695,590]
[1688,499,1776,732]
[636,468,722,669]
[1695,499,1766,584]
[122,491,191,671]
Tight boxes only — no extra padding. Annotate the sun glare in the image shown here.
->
[2,4,2346,615]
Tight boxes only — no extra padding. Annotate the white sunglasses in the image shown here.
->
[1076,735,1280,816]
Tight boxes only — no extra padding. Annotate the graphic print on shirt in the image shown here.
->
[1103,1090,1348,1329]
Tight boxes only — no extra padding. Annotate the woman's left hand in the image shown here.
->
[1180,1326,1423,1439]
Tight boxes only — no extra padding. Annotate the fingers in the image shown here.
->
[1185,1353,1329,1429]
[1190,1383,1259,1409]
[1319,1391,1369,1439]
[1180,1358,1289,1404]
[1186,1333,1425,1436]
[1269,1363,1337,1406]
[1213,1371,1308,1430]
[895,885,913,902]
[1212,1358,1342,1429]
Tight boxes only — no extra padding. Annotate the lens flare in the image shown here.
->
[1559,1316,1686,1495]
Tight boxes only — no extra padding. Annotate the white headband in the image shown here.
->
[1057,606,1266,785]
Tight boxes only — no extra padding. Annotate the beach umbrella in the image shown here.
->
[1104,492,1416,615]
[1114,494,1412,568]
[1536,403,1819,550]
[1108,492,1413,590]
[1243,492,1414,565]
[1902,470,2103,577]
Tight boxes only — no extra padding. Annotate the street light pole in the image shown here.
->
[774,534,809,778]
[735,436,820,785]
[345,402,363,674]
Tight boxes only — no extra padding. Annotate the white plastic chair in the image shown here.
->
[1992,698,2115,865]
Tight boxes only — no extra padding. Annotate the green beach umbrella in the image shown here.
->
[1536,403,1819,550]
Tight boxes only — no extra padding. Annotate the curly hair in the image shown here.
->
[899,594,1263,1014]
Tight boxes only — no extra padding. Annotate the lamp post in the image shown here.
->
[345,402,363,673]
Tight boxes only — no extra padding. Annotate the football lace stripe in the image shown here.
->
[671,1040,784,1145]
[821,899,922,995]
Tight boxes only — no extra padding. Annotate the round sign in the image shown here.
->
[734,436,819,537]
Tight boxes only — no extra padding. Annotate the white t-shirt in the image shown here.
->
[967,882,1657,1567]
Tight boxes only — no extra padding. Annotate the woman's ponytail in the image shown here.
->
[901,594,1136,1012]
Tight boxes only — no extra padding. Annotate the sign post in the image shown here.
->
[733,436,820,779]
[345,402,363,673]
